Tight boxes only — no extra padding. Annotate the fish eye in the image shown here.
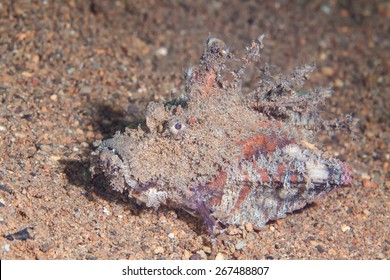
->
[174,123,182,130]
[170,122,186,135]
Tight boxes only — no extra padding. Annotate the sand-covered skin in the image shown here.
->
[0,1,388,259]
[90,35,353,235]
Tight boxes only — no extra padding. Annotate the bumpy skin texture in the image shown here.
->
[90,36,353,234]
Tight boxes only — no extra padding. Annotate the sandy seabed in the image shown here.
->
[0,0,388,260]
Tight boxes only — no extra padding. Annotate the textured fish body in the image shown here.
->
[91,36,353,233]
[198,134,352,229]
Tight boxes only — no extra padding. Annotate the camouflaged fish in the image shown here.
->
[91,35,353,237]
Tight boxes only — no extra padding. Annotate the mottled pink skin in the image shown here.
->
[193,124,353,235]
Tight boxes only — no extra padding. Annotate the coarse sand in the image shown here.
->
[0,0,388,259]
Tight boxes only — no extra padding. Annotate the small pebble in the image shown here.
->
[155,47,168,57]
[363,180,378,189]
[227,227,241,235]
[4,244,10,252]
[168,233,175,239]
[81,142,89,148]
[39,144,52,152]
[363,209,371,216]
[315,245,325,253]
[40,241,54,253]
[328,248,336,255]
[376,253,385,259]
[245,223,253,232]
[334,79,344,88]
[190,253,202,260]
[196,250,207,259]
[321,4,332,15]
[50,94,58,101]
[235,240,246,250]
[341,224,351,232]
[349,246,357,252]
[86,255,98,260]
[203,246,211,254]
[102,207,110,216]
[319,52,328,61]
[321,66,334,77]
[67,67,75,74]
[158,215,167,223]
[340,8,349,17]
[0,125,6,131]
[154,246,165,254]
[215,252,224,260]
[80,86,92,94]
[183,250,191,260]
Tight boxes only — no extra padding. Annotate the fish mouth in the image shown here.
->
[91,139,170,207]
[91,139,124,174]
[90,139,138,194]
[94,138,124,161]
